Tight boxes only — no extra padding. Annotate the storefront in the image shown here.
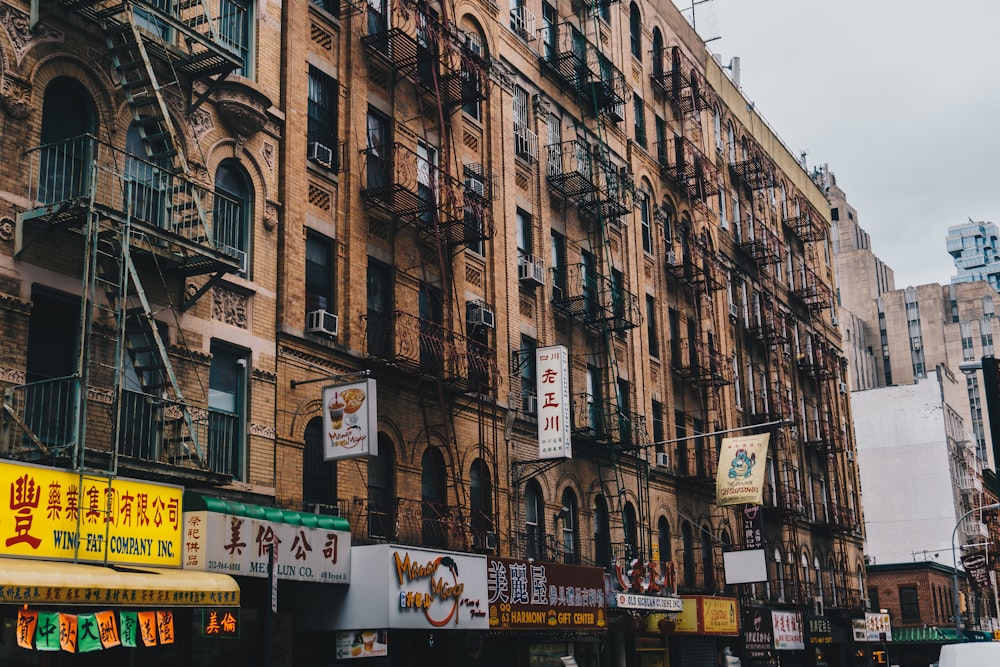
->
[771,610,805,667]
[0,461,241,666]
[603,560,684,667]
[670,595,740,667]
[301,544,488,667]
[480,556,607,667]
[182,493,352,667]
[850,613,893,667]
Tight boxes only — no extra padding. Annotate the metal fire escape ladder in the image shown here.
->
[579,1,648,564]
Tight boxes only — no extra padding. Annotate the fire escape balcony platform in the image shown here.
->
[546,141,596,200]
[550,264,640,331]
[677,347,733,387]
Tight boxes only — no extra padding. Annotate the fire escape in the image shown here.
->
[8,1,246,479]
[540,2,650,568]
[358,0,499,553]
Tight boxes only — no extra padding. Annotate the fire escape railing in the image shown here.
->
[570,392,647,448]
[678,341,733,388]
[550,263,640,331]
[657,136,720,203]
[362,310,499,391]
[538,22,625,122]
[735,216,783,265]
[782,194,827,243]
[747,297,788,345]
[729,139,775,191]
[791,267,833,311]
[360,142,495,245]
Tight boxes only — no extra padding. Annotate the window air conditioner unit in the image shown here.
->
[831,315,840,326]
[466,301,496,329]
[861,597,871,610]
[665,251,677,266]
[846,451,855,462]
[484,531,499,550]
[839,381,848,394]
[306,309,339,337]
[812,597,824,616]
[655,452,670,468]
[523,393,538,415]
[466,177,487,198]
[308,141,334,169]
[728,303,738,320]
[913,342,921,351]
[309,502,341,516]
[519,255,546,286]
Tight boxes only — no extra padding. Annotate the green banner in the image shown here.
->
[77,614,103,653]
[119,612,139,648]
[35,613,60,651]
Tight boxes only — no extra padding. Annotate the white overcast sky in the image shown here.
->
[674,0,1000,289]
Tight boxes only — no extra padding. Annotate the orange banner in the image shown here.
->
[16,609,37,649]
[95,610,120,648]
[138,611,157,646]
[60,614,77,653]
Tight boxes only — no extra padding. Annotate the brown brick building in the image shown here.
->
[0,0,864,666]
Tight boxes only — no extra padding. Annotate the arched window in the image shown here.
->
[560,488,579,564]
[303,417,337,509]
[368,434,394,539]
[461,23,487,121]
[774,549,785,601]
[726,122,736,164]
[629,3,642,58]
[828,557,839,604]
[623,502,639,560]
[856,564,865,600]
[814,556,824,602]
[125,123,165,227]
[651,28,664,80]
[470,459,494,550]
[213,160,252,276]
[524,480,544,560]
[713,106,722,151]
[801,551,811,599]
[701,526,714,592]
[681,523,695,589]
[421,447,448,547]
[657,516,671,563]
[39,78,96,204]
[594,495,611,568]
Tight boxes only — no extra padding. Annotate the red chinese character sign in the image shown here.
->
[536,345,571,459]
[323,379,378,461]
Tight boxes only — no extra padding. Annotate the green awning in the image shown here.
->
[184,493,350,531]
[963,630,993,642]
[892,626,963,643]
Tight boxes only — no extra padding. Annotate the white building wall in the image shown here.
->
[853,370,961,565]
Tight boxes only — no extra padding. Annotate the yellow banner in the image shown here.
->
[0,461,182,566]
[702,598,739,634]
[716,433,770,506]
[674,597,699,633]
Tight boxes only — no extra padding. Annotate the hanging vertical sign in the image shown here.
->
[536,345,571,459]
[716,433,770,506]
[323,378,378,460]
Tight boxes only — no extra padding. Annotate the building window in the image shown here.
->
[365,108,390,190]
[306,231,335,318]
[639,190,652,252]
[657,516,670,563]
[623,502,639,560]
[39,78,97,205]
[462,30,485,120]
[125,122,165,227]
[647,294,659,358]
[311,0,339,16]
[629,2,641,58]
[682,523,695,589]
[208,340,248,479]
[651,28,664,79]
[516,208,532,260]
[213,160,252,277]
[421,447,448,547]
[899,585,920,622]
[470,459,494,550]
[366,258,392,358]
[702,527,714,591]
[551,231,567,299]
[524,480,544,560]
[303,417,337,510]
[633,94,646,148]
[368,434,394,539]
[220,0,253,76]
[560,488,579,564]
[307,67,339,170]
[594,495,611,568]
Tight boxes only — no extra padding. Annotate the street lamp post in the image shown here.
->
[953,503,1000,631]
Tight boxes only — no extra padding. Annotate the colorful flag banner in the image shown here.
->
[16,609,37,649]
[35,612,60,651]
[77,614,102,653]
[95,611,120,649]
[60,614,77,653]
[138,611,158,646]
[119,612,139,648]
[156,611,175,645]
[716,433,770,506]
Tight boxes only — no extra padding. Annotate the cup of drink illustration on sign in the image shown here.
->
[329,394,346,430]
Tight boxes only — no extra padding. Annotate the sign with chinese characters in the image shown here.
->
[0,461,182,566]
[336,630,388,659]
[487,557,607,630]
[182,511,350,584]
[612,559,678,597]
[672,596,740,635]
[772,611,804,650]
[716,433,770,506]
[323,379,378,461]
[744,608,774,659]
[389,546,489,629]
[16,608,175,652]
[862,612,891,642]
[806,614,832,645]
[536,345,571,459]
[743,505,763,549]
[200,608,240,638]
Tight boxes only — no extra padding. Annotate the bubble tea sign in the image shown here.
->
[323,379,378,460]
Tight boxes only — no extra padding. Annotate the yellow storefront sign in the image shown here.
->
[674,597,699,633]
[702,598,738,634]
[0,461,182,566]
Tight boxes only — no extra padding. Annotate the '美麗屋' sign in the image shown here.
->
[0,460,182,566]
[487,557,606,630]
[182,511,350,584]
